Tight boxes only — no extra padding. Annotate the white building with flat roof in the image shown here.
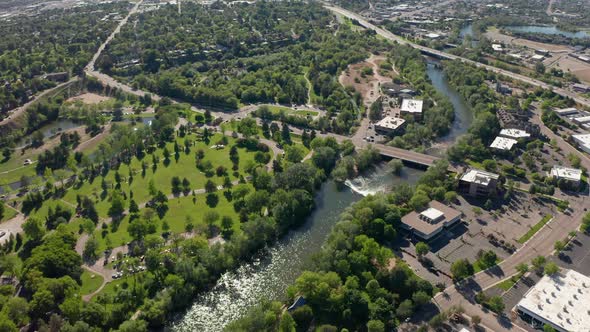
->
[555,108,579,116]
[492,44,504,52]
[514,269,590,332]
[459,169,500,197]
[574,116,590,125]
[572,134,590,154]
[374,116,406,135]
[400,99,423,120]
[550,165,582,187]
[500,128,531,140]
[490,136,518,151]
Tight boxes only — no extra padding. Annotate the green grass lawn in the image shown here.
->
[1,205,18,222]
[80,268,104,295]
[518,214,553,244]
[92,186,244,252]
[293,110,318,117]
[61,133,262,218]
[496,276,518,291]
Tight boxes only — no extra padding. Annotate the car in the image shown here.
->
[0,231,5,238]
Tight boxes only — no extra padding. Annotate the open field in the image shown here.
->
[80,268,104,295]
[66,93,112,104]
[485,28,573,53]
[338,54,396,108]
[550,56,590,84]
[61,133,262,218]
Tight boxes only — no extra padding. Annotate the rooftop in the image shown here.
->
[490,136,518,151]
[460,169,500,186]
[500,128,531,139]
[420,207,444,222]
[401,200,461,238]
[375,116,406,130]
[551,165,582,182]
[515,269,590,332]
[572,133,590,146]
[554,108,578,115]
[401,99,423,114]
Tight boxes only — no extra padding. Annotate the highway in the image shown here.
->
[324,5,590,108]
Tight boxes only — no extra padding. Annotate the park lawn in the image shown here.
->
[26,198,74,221]
[266,105,293,115]
[80,268,104,295]
[294,110,318,117]
[517,214,552,244]
[92,187,246,252]
[0,163,38,187]
[1,205,18,222]
[62,133,262,218]
[164,188,242,234]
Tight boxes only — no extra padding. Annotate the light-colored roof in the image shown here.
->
[574,116,590,124]
[573,134,590,145]
[554,107,578,115]
[425,33,441,38]
[490,136,518,150]
[401,99,423,114]
[460,169,500,186]
[532,54,545,60]
[515,269,590,332]
[420,207,444,221]
[551,165,582,182]
[401,200,461,238]
[375,116,406,130]
[492,44,503,51]
[500,128,530,139]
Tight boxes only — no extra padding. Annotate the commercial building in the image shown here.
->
[459,169,500,197]
[514,269,590,332]
[490,136,518,151]
[400,200,462,240]
[400,99,423,120]
[574,116,590,125]
[492,44,504,52]
[531,54,545,61]
[572,134,590,154]
[499,128,531,140]
[554,108,579,116]
[573,83,590,93]
[374,116,406,135]
[550,165,582,188]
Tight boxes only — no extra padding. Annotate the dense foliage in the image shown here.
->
[229,161,455,331]
[0,2,128,115]
[103,1,388,134]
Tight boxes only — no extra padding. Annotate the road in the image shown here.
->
[324,5,590,108]
[0,77,79,127]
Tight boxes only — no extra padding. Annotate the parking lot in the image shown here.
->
[399,191,558,281]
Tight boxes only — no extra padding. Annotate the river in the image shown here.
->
[425,59,474,156]
[172,164,423,331]
[505,25,590,39]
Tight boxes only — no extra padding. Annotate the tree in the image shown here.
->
[285,145,305,163]
[532,255,547,273]
[281,123,291,144]
[108,191,125,219]
[23,217,45,241]
[0,201,4,220]
[83,236,99,262]
[395,299,414,319]
[366,320,385,332]
[451,259,474,281]
[543,324,557,332]
[415,242,429,260]
[471,315,481,327]
[5,297,29,326]
[516,263,529,275]
[279,312,296,332]
[554,240,565,253]
[237,118,258,138]
[544,262,559,276]
[205,180,217,193]
[311,146,337,173]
